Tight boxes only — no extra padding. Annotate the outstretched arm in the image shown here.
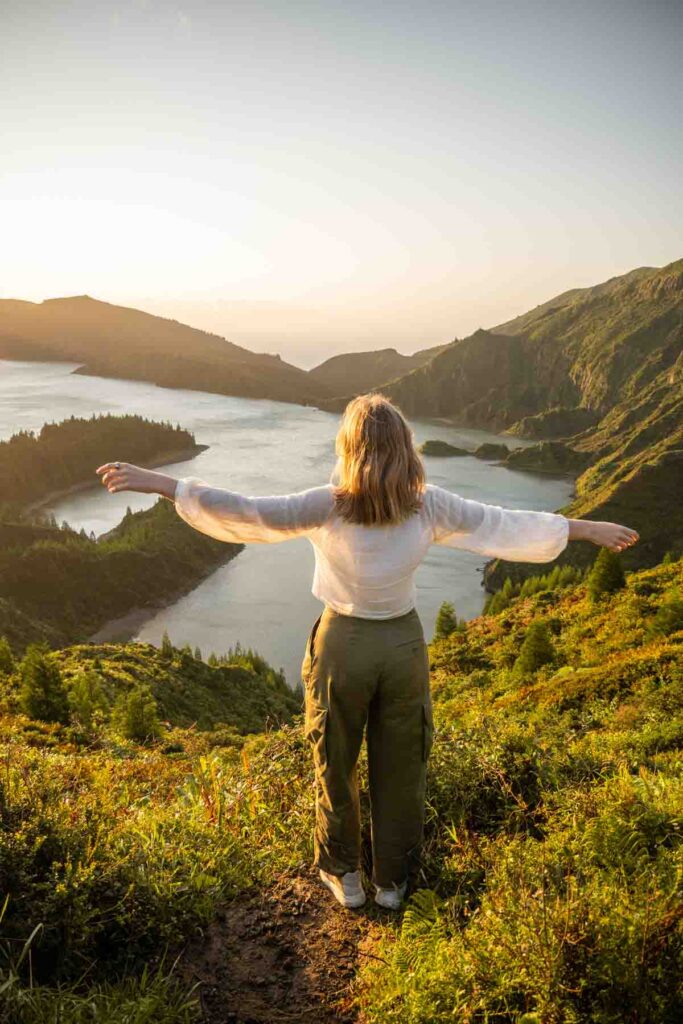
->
[95,463,333,544]
[428,485,638,561]
[96,463,179,499]
[565,517,639,553]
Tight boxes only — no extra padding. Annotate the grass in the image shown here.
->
[1,555,681,1022]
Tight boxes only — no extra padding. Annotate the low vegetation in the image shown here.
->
[0,550,680,1021]
[0,499,243,649]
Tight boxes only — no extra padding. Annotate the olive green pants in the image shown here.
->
[301,605,434,888]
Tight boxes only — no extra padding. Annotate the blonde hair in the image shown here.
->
[331,393,426,525]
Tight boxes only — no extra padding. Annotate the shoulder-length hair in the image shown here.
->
[331,393,426,525]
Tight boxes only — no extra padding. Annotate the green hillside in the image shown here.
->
[356,555,683,1023]
[383,260,682,430]
[0,295,331,404]
[0,499,243,650]
[372,259,683,586]
[0,413,204,515]
[1,553,680,1021]
[308,343,450,396]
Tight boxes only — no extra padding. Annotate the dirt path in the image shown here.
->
[178,868,389,1024]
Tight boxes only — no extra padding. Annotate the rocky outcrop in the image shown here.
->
[504,405,601,439]
[504,441,592,476]
[419,439,470,457]
[474,443,510,460]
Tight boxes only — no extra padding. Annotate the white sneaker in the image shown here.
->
[374,880,407,910]
[319,868,366,908]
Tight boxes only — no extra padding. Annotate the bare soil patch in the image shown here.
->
[178,867,388,1024]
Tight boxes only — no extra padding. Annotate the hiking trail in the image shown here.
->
[177,867,390,1023]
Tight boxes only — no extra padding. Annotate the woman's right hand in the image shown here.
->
[585,520,639,553]
[95,462,178,500]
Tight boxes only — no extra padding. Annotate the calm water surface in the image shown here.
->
[0,359,575,686]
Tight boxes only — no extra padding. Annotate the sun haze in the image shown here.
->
[2,0,681,365]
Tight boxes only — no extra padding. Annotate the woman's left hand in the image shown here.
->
[96,462,175,497]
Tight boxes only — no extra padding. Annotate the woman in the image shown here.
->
[96,393,639,911]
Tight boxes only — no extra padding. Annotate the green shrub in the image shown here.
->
[18,644,69,724]
[588,548,626,602]
[434,601,458,640]
[648,589,683,637]
[0,635,14,674]
[67,668,108,736]
[111,684,162,742]
[513,620,556,677]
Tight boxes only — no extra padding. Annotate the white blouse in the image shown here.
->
[174,478,570,620]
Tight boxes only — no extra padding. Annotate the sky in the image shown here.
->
[2,0,681,367]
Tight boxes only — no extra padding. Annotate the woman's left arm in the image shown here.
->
[95,463,332,544]
[428,484,639,561]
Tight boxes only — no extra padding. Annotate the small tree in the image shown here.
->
[587,548,626,602]
[179,644,194,670]
[111,684,162,743]
[19,644,69,723]
[160,630,174,660]
[68,669,108,735]
[434,601,459,640]
[0,637,14,675]
[513,620,555,677]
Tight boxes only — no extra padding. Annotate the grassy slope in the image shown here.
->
[0,555,680,1020]
[55,640,302,731]
[355,556,683,1022]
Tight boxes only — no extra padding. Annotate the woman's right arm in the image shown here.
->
[95,463,333,544]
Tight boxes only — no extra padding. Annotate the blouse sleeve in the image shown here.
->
[174,477,334,544]
[427,484,570,563]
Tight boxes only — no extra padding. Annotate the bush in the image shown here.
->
[648,588,683,637]
[67,668,108,736]
[513,620,556,677]
[0,635,14,674]
[111,684,162,742]
[434,601,458,640]
[588,548,626,602]
[18,644,69,724]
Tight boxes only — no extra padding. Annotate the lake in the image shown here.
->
[0,358,575,686]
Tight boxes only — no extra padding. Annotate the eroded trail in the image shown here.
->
[178,868,388,1024]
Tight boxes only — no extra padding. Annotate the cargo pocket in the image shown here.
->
[304,699,328,772]
[301,612,323,687]
[422,701,434,762]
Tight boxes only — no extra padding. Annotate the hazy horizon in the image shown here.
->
[3,1,681,365]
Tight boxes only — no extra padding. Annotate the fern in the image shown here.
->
[393,889,448,973]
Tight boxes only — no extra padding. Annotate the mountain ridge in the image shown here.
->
[0,293,332,404]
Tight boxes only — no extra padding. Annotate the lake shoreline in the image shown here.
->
[86,543,242,645]
[25,443,209,514]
